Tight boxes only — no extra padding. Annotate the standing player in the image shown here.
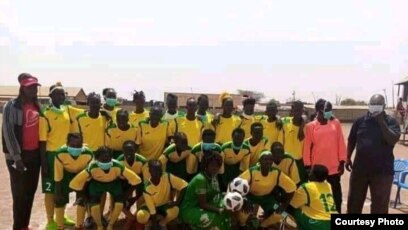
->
[169,97,205,147]
[257,100,283,149]
[282,100,307,183]
[75,93,108,151]
[163,93,185,121]
[196,94,214,125]
[105,109,138,159]
[136,106,172,160]
[212,92,242,145]
[240,96,256,139]
[101,88,120,124]
[129,91,149,127]
[39,82,75,229]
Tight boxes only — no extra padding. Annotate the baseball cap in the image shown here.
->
[20,76,41,87]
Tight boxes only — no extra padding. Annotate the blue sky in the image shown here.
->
[1,0,407,105]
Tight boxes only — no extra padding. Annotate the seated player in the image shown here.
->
[221,128,250,190]
[159,132,195,182]
[54,133,93,230]
[117,141,149,228]
[70,147,141,230]
[271,142,301,186]
[290,165,338,230]
[238,151,296,230]
[136,160,188,229]
[180,151,231,230]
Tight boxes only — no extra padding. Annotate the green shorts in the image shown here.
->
[140,204,171,217]
[247,193,278,214]
[55,171,77,206]
[167,159,189,182]
[42,152,56,193]
[88,179,123,204]
[294,209,330,230]
[122,180,144,196]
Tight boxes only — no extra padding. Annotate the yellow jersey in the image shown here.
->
[221,141,251,171]
[143,173,188,215]
[136,120,171,160]
[282,117,304,160]
[169,116,205,147]
[290,181,338,220]
[256,115,283,149]
[54,146,93,182]
[159,143,195,174]
[117,153,150,180]
[76,112,108,151]
[129,110,150,128]
[240,165,296,197]
[272,154,300,185]
[69,160,141,191]
[240,116,255,139]
[39,106,71,152]
[244,137,269,167]
[213,115,242,145]
[105,123,138,151]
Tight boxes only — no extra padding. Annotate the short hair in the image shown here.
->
[166,93,178,101]
[250,122,263,131]
[133,90,145,101]
[292,100,304,109]
[67,133,82,144]
[242,96,256,106]
[197,94,209,103]
[116,109,129,117]
[267,100,278,107]
[201,151,223,169]
[102,88,115,97]
[122,140,137,149]
[202,129,216,137]
[315,99,326,111]
[271,141,284,153]
[311,164,329,182]
[87,92,101,103]
[148,160,162,169]
[232,127,245,137]
[94,146,112,159]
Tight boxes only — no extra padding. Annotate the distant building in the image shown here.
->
[164,92,242,109]
[0,85,87,105]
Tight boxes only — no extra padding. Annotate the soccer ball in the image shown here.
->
[223,192,244,211]
[228,178,250,196]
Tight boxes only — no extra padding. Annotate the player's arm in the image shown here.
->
[69,169,91,191]
[39,115,49,177]
[169,174,188,207]
[277,172,296,212]
[289,186,308,209]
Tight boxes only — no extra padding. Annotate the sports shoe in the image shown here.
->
[46,221,58,230]
[64,215,76,226]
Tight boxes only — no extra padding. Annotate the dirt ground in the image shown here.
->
[0,115,407,230]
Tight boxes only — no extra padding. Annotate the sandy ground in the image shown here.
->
[0,115,407,230]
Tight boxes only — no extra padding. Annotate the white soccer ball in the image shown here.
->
[228,178,250,196]
[223,192,244,211]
